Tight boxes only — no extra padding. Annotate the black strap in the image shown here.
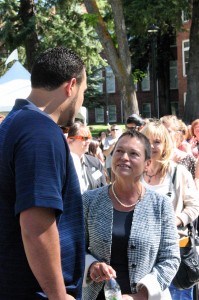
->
[172,166,177,185]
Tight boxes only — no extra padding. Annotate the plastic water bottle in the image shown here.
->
[104,278,122,300]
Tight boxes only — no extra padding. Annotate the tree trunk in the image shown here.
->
[83,0,139,119]
[19,0,39,70]
[183,0,199,124]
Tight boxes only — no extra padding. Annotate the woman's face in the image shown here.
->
[100,132,106,139]
[193,125,199,139]
[147,135,165,160]
[112,136,150,180]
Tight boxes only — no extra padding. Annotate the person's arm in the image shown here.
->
[103,143,115,157]
[176,166,199,225]
[96,147,105,166]
[103,139,117,157]
[134,194,180,299]
[20,207,74,300]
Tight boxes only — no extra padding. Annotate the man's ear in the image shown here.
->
[64,78,77,97]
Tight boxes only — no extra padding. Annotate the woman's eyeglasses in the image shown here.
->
[68,136,91,141]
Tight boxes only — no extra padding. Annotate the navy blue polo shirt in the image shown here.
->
[0,99,85,299]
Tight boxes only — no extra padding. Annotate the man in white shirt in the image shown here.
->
[67,122,107,192]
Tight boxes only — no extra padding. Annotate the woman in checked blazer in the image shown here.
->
[82,130,180,300]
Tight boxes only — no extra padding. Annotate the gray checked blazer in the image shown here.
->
[82,185,180,300]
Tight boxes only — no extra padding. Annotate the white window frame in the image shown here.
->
[182,10,189,23]
[182,40,190,77]
[105,66,115,93]
[95,107,104,123]
[141,66,150,91]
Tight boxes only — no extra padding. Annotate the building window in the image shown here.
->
[182,40,190,77]
[141,66,150,91]
[95,107,104,123]
[106,66,115,93]
[182,10,189,23]
[142,103,151,118]
[170,60,178,89]
[171,102,179,116]
[108,105,117,122]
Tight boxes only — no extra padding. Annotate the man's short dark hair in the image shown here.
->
[31,47,85,90]
[126,114,145,127]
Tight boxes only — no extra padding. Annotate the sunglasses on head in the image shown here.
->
[126,126,139,130]
[69,136,90,141]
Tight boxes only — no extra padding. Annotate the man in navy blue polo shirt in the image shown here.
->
[0,47,87,300]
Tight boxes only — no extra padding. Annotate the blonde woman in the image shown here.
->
[161,116,196,179]
[141,121,199,300]
[189,119,199,158]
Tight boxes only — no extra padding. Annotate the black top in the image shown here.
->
[96,208,134,300]
[110,209,134,294]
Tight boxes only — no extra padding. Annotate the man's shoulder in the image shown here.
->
[8,104,60,139]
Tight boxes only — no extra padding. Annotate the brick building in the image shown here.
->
[176,18,191,117]
[86,16,191,125]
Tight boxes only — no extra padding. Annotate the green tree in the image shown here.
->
[0,0,105,106]
[0,0,103,72]
[123,0,189,34]
[123,0,191,117]
[83,0,193,118]
[83,0,139,119]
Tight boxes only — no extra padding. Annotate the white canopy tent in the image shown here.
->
[0,61,31,112]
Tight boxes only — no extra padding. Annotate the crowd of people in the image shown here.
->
[0,46,199,300]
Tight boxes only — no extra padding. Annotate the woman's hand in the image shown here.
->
[122,286,148,300]
[189,137,197,148]
[176,216,183,227]
[88,261,116,282]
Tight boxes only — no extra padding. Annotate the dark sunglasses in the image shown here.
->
[126,126,139,130]
[111,128,119,131]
